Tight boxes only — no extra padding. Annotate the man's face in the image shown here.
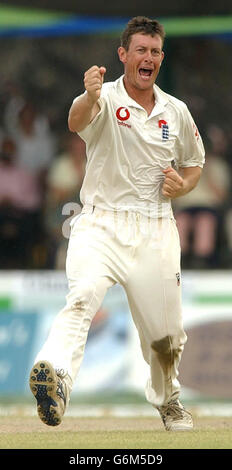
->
[118,33,164,91]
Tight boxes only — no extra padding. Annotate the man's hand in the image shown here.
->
[84,66,106,104]
[162,167,184,199]
[68,65,106,132]
[161,166,202,199]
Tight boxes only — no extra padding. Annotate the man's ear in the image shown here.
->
[160,50,165,66]
[118,46,127,64]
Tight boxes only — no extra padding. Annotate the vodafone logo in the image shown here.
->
[116,107,130,121]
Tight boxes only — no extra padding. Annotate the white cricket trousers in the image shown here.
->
[35,205,187,407]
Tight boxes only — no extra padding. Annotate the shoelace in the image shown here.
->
[159,401,191,421]
[55,368,67,379]
[55,369,67,405]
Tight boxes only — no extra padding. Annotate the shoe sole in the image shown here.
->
[29,360,62,426]
[167,425,193,432]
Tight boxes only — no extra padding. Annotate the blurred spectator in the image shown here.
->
[3,81,25,134]
[0,136,44,268]
[224,211,232,266]
[45,133,86,268]
[10,102,56,193]
[206,124,230,159]
[47,133,86,206]
[173,151,230,269]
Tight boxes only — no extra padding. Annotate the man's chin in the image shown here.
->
[136,80,154,90]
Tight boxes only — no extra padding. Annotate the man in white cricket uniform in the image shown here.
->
[29,16,205,431]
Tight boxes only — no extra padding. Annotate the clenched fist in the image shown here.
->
[162,167,184,199]
[84,65,106,103]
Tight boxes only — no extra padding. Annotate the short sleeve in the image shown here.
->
[175,104,205,169]
[72,90,107,144]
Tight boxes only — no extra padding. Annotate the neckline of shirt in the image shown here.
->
[116,75,169,119]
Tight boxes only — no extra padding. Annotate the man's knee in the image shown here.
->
[151,334,186,357]
[151,336,171,355]
[68,279,96,313]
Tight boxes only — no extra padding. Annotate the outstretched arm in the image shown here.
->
[68,66,106,133]
[162,166,202,199]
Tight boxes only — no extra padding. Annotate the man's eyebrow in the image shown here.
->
[135,45,161,51]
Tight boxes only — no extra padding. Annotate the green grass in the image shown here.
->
[1,430,231,449]
[1,416,232,449]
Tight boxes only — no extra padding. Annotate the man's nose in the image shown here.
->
[144,51,153,62]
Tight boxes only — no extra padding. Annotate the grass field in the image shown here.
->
[1,415,232,449]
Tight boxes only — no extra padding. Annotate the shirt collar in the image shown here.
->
[117,75,169,117]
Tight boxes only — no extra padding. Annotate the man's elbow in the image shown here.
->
[68,114,76,133]
[68,122,76,133]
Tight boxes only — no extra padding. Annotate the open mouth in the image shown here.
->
[139,68,153,78]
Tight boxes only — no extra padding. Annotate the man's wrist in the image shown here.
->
[174,179,193,198]
[86,92,98,107]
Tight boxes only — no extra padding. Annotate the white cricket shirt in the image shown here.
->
[77,75,205,218]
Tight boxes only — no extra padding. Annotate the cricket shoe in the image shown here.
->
[157,399,193,431]
[29,360,68,426]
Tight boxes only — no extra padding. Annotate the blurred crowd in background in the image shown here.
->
[0,34,231,270]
